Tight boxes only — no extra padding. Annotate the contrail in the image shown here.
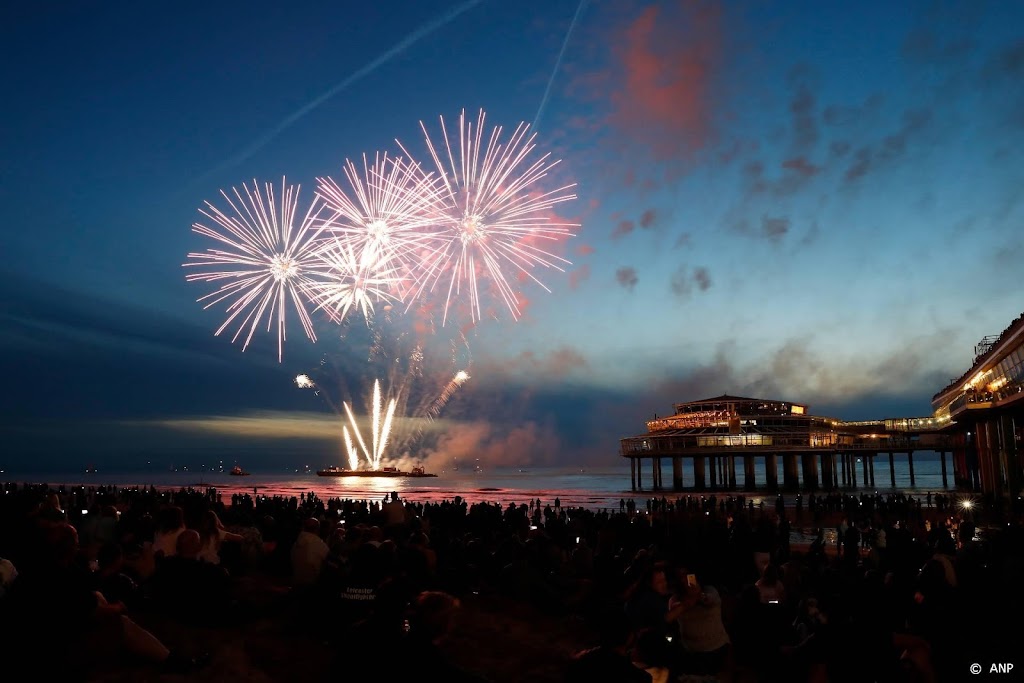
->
[532,0,588,134]
[195,0,485,187]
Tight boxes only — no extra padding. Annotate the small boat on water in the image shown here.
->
[229,466,251,476]
[316,466,437,478]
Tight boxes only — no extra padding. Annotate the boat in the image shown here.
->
[316,466,437,478]
[229,466,251,476]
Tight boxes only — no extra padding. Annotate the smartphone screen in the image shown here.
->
[686,574,697,588]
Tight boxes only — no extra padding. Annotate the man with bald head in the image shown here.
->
[150,529,231,623]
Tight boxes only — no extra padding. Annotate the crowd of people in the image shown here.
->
[0,480,1020,682]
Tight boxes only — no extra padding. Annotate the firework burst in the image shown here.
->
[316,152,445,280]
[306,237,402,324]
[398,108,578,325]
[184,178,327,362]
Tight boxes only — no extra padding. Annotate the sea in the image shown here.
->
[5,452,955,511]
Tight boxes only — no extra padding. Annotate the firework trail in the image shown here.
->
[397,108,578,325]
[194,0,486,187]
[426,369,470,419]
[184,178,328,362]
[532,0,589,133]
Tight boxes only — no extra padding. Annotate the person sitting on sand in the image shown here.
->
[291,517,329,587]
[197,510,244,566]
[6,523,204,675]
[149,529,232,622]
[565,610,652,683]
[756,562,786,604]
[152,505,186,559]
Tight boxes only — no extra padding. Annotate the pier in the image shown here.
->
[623,311,1024,496]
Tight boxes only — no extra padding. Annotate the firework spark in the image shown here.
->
[397,108,578,324]
[316,153,445,278]
[342,378,397,470]
[307,237,402,324]
[184,178,327,362]
[295,374,315,389]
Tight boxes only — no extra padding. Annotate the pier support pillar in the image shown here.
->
[869,455,876,487]
[636,458,642,491]
[822,454,834,491]
[889,452,896,488]
[940,451,948,489]
[783,454,800,490]
[631,458,636,491]
[839,454,847,486]
[801,454,819,490]
[765,454,778,490]
[744,456,756,491]
[862,455,869,487]
[693,456,706,490]
[672,457,683,492]
[850,456,858,487]
[652,458,660,490]
[708,455,718,490]
[728,456,737,489]
[908,453,916,487]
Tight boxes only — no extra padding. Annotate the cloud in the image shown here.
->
[673,233,692,249]
[612,219,635,239]
[611,209,659,240]
[693,267,712,291]
[670,265,712,298]
[569,264,591,289]
[615,267,638,291]
[605,1,721,166]
[843,108,932,184]
[781,157,820,177]
[670,266,692,298]
[830,140,851,157]
[505,347,589,380]
[760,215,790,243]
[788,67,819,150]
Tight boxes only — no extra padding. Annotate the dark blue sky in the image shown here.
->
[2,0,1023,472]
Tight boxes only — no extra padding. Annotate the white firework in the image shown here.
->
[316,152,445,278]
[307,237,402,324]
[184,178,328,362]
[397,108,578,324]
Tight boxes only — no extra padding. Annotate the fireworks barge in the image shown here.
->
[316,466,437,478]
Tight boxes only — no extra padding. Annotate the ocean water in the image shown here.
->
[5,452,954,511]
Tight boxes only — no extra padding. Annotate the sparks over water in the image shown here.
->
[184,178,327,362]
[398,108,579,325]
[342,379,397,470]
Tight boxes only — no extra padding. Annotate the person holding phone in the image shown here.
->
[668,569,732,679]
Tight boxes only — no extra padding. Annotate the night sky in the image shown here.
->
[3,0,1023,472]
